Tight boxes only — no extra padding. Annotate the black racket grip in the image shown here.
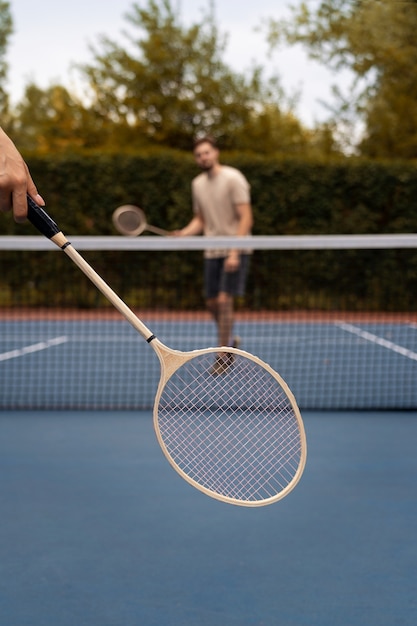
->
[27,195,60,239]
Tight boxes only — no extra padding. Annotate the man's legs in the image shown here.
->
[204,256,249,372]
[206,291,234,347]
[207,292,236,375]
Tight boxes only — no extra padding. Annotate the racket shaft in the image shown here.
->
[146,224,170,236]
[26,197,154,342]
[61,241,154,341]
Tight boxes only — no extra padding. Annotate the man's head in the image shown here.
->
[193,136,220,172]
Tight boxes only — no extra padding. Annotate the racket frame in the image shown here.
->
[152,344,307,507]
[112,204,169,237]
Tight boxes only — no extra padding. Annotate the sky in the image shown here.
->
[6,0,345,127]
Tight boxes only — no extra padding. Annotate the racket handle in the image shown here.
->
[27,195,60,239]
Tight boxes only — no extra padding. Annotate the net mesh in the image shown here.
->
[1,234,416,410]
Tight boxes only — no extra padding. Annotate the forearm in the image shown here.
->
[226,203,253,262]
[177,215,204,236]
[235,203,253,237]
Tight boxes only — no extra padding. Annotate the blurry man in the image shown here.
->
[174,136,253,374]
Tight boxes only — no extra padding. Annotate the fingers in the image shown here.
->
[224,254,240,272]
[25,171,45,221]
[8,170,45,224]
[10,189,28,223]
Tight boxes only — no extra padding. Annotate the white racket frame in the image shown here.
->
[152,345,307,506]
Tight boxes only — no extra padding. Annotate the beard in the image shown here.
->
[199,161,214,172]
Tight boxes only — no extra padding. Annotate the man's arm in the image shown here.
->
[173,214,205,237]
[225,202,253,271]
[235,202,253,237]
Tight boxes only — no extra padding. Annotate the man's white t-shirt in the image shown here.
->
[192,165,251,258]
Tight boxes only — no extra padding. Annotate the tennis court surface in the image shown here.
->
[1,234,416,623]
[1,410,416,626]
[1,314,416,410]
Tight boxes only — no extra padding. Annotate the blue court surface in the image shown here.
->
[1,410,416,625]
[1,318,417,410]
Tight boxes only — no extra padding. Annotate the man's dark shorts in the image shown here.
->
[204,254,250,299]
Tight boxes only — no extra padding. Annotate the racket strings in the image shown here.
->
[156,352,304,503]
[117,209,144,232]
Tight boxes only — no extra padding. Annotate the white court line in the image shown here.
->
[336,322,417,362]
[0,336,68,362]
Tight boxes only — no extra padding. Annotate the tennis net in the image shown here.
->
[1,234,417,410]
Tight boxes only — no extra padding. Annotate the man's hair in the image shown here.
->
[193,135,218,151]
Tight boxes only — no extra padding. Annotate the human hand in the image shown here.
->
[0,128,45,222]
[224,251,240,272]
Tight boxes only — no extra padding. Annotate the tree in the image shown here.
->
[12,83,112,154]
[5,0,338,157]
[265,0,417,158]
[78,0,311,153]
[0,0,12,120]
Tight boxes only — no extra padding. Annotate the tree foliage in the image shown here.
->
[3,0,340,157]
[76,0,315,154]
[0,0,12,119]
[265,0,417,158]
[12,83,116,154]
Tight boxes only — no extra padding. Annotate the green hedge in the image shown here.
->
[1,152,417,311]
[2,152,417,236]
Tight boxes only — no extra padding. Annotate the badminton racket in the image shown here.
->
[112,204,169,236]
[27,197,307,507]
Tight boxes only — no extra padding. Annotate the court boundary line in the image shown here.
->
[336,322,417,361]
[0,336,68,362]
